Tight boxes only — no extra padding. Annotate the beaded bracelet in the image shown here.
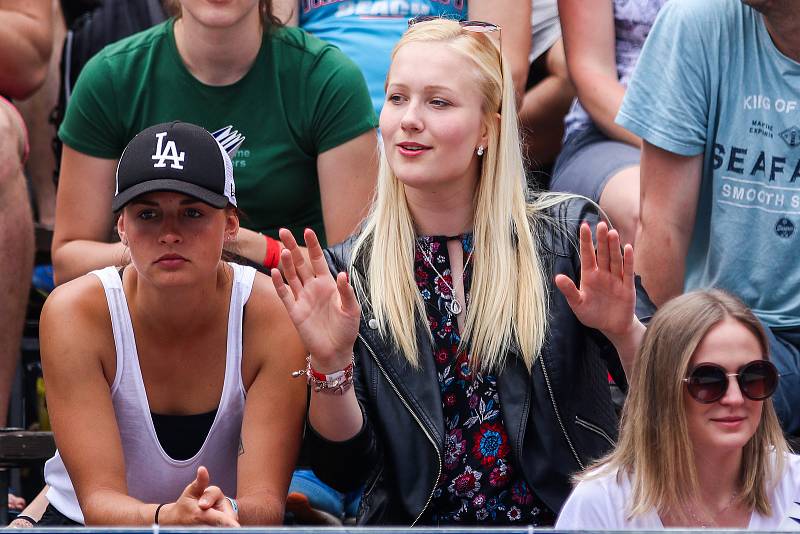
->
[292,354,354,395]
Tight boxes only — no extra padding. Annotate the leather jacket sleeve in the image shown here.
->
[542,196,654,391]
[303,370,381,492]
[302,247,383,493]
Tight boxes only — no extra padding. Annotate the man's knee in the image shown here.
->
[0,100,27,169]
[600,166,641,243]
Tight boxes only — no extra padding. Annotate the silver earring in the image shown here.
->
[477,145,485,156]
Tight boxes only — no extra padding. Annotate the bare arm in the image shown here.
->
[236,275,307,524]
[272,229,364,441]
[469,0,530,107]
[42,276,239,526]
[318,130,378,246]
[634,142,703,306]
[228,227,273,265]
[235,129,376,262]
[558,0,639,147]
[0,0,53,99]
[41,277,170,525]
[51,146,124,285]
[555,221,644,378]
[10,486,49,526]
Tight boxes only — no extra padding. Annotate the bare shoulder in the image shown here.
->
[244,271,286,318]
[243,271,298,343]
[241,271,306,386]
[42,273,108,324]
[40,273,114,367]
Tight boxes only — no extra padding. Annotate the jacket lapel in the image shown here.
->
[343,244,444,452]
[358,319,445,449]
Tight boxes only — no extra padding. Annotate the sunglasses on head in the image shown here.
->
[682,359,779,404]
[407,16,501,33]
[407,16,503,77]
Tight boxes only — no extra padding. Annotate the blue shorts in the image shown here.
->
[550,124,640,202]
[288,469,361,520]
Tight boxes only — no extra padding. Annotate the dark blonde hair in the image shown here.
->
[581,289,788,520]
[165,0,282,29]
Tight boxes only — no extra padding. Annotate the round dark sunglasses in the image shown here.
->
[683,360,779,404]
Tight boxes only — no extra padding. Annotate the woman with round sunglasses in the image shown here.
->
[556,289,800,529]
[271,18,646,526]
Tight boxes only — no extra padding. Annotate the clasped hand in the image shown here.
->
[160,466,239,526]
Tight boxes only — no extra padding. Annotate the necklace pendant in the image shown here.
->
[448,299,462,316]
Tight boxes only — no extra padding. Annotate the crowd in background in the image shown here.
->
[1,0,800,529]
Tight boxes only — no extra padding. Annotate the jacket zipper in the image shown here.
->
[574,415,616,447]
[360,463,385,515]
[538,355,584,470]
[357,333,442,527]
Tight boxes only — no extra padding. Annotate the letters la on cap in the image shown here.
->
[113,121,237,211]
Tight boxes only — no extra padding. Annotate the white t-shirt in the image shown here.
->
[530,0,560,63]
[556,453,800,529]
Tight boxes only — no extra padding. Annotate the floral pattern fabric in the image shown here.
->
[415,234,555,526]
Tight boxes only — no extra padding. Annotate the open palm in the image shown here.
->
[555,221,636,339]
[271,228,361,371]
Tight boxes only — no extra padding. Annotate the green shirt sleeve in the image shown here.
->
[58,51,125,159]
[305,45,378,154]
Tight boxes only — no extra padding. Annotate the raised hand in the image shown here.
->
[163,466,239,526]
[270,228,361,372]
[555,221,637,340]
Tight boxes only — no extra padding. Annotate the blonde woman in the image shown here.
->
[556,290,800,529]
[271,18,645,526]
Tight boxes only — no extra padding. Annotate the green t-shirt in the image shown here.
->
[59,19,377,245]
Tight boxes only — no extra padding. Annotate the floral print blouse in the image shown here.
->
[415,234,555,526]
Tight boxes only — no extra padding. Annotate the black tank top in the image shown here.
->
[150,409,218,461]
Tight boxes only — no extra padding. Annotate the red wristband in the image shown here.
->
[291,355,355,395]
[263,235,281,270]
[308,362,354,382]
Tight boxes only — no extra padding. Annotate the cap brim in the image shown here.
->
[112,178,230,211]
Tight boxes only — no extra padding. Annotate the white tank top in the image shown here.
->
[44,263,255,523]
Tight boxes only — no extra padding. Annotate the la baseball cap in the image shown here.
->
[112,121,237,211]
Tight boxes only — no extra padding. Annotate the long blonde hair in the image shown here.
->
[350,19,560,373]
[579,290,788,520]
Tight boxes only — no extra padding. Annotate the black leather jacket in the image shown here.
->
[305,199,632,525]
